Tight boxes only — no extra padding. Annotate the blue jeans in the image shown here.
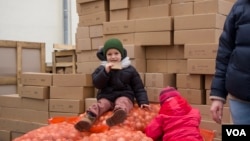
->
[229,98,250,124]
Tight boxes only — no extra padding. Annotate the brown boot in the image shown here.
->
[74,113,96,132]
[106,109,127,127]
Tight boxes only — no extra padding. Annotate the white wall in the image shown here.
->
[0,0,78,63]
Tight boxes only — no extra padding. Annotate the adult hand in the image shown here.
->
[210,99,224,124]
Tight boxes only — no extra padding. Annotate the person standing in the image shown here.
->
[210,0,250,124]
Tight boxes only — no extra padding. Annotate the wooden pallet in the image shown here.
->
[52,44,76,74]
[0,40,45,94]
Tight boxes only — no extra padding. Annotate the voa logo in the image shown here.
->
[226,129,246,136]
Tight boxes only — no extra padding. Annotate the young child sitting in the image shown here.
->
[145,86,203,141]
[74,38,150,132]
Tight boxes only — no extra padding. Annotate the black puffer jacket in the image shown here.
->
[211,0,250,101]
[92,48,149,106]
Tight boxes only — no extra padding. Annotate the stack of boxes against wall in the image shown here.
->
[76,0,234,140]
[0,0,235,141]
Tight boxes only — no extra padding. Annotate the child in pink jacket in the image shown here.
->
[144,86,203,141]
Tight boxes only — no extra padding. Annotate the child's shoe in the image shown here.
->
[106,109,127,127]
[74,112,96,132]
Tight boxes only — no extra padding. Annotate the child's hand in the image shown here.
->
[140,104,151,111]
[105,63,113,73]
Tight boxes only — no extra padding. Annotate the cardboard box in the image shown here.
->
[135,31,172,45]
[174,29,222,44]
[135,16,172,32]
[174,13,226,30]
[178,88,206,104]
[149,0,171,5]
[91,37,104,50]
[52,74,93,87]
[129,4,170,19]
[76,61,100,74]
[21,72,52,86]
[76,26,89,39]
[76,38,91,51]
[176,74,204,89]
[0,130,10,141]
[130,0,149,8]
[187,59,215,74]
[49,99,84,113]
[104,33,134,45]
[110,0,129,10]
[184,43,218,59]
[146,87,162,103]
[79,11,108,26]
[170,2,193,16]
[77,0,108,15]
[0,94,22,108]
[0,118,47,133]
[110,9,129,21]
[194,0,233,16]
[76,50,99,62]
[0,107,49,124]
[89,24,103,38]
[123,44,145,59]
[103,20,135,34]
[50,86,94,100]
[145,73,176,88]
[20,86,49,99]
[131,58,146,73]
[146,59,187,74]
[146,45,184,59]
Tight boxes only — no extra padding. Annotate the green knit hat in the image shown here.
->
[103,38,124,58]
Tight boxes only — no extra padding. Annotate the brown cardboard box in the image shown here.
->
[194,0,233,16]
[49,99,84,113]
[178,88,206,104]
[176,74,204,89]
[76,26,89,39]
[91,37,104,50]
[50,86,94,100]
[0,107,49,124]
[187,59,215,74]
[135,17,172,32]
[103,20,135,34]
[123,44,145,59]
[146,59,187,74]
[21,72,52,86]
[205,75,213,89]
[184,43,218,59]
[104,33,134,45]
[89,24,103,38]
[174,13,226,30]
[110,9,129,21]
[146,45,184,60]
[21,98,49,111]
[76,38,91,51]
[129,4,170,19]
[131,58,146,73]
[170,2,193,16]
[20,86,49,99]
[130,0,149,8]
[0,94,22,108]
[146,87,162,103]
[110,0,129,10]
[149,0,171,5]
[0,118,47,133]
[76,61,100,74]
[49,112,79,118]
[145,73,176,88]
[79,11,108,26]
[134,31,172,45]
[77,0,108,15]
[76,50,99,62]
[174,29,222,44]
[52,74,93,87]
[0,130,10,141]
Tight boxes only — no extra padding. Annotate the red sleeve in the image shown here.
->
[144,115,163,141]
